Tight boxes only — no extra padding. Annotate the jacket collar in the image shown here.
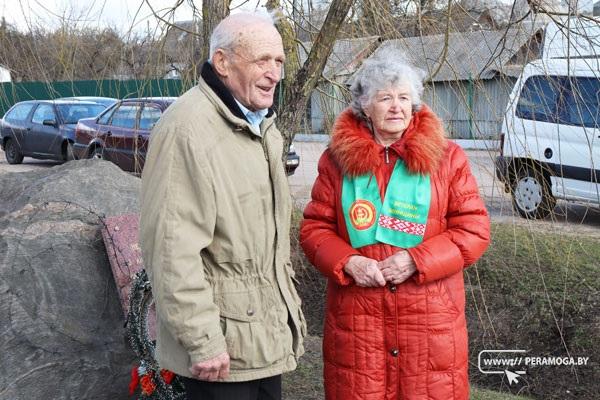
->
[329,105,447,177]
[200,62,275,122]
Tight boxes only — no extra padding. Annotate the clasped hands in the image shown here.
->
[343,251,416,287]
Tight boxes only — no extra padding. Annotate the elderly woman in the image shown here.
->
[300,49,491,400]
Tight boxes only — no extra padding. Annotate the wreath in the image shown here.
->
[126,269,186,399]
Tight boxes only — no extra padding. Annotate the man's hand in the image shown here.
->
[189,352,230,381]
[343,255,386,287]
[378,250,417,285]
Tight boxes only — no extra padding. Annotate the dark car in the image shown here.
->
[74,97,177,173]
[1,100,107,164]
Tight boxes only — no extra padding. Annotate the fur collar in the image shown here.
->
[329,105,447,177]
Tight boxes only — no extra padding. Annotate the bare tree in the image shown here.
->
[0,23,129,82]
[267,0,302,102]
[202,0,231,62]
[273,0,356,148]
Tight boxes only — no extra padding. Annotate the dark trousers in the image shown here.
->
[182,375,282,400]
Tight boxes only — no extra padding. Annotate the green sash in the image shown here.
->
[341,160,431,249]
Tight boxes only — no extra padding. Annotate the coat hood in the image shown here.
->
[329,105,447,177]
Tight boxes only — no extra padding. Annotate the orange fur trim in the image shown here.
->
[329,105,447,176]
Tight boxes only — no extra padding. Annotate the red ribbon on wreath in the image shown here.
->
[129,365,176,396]
[129,366,140,396]
[140,372,157,395]
[160,369,176,385]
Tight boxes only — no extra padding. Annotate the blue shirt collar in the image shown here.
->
[234,99,268,135]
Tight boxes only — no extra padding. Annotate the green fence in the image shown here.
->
[0,78,192,115]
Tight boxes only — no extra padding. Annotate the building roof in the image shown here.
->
[372,21,545,82]
[163,20,201,62]
[298,36,381,79]
[164,20,200,44]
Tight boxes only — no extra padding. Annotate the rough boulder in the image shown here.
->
[0,159,140,399]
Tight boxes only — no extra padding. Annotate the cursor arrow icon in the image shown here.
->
[505,370,520,385]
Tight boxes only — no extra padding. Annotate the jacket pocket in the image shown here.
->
[215,287,266,322]
[214,285,289,369]
[437,280,460,314]
[425,280,459,327]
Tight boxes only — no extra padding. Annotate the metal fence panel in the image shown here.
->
[0,79,190,115]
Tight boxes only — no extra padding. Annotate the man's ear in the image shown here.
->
[212,49,229,78]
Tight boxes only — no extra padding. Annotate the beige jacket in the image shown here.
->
[139,77,306,381]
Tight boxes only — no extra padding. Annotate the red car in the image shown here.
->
[74,96,300,175]
[73,97,176,173]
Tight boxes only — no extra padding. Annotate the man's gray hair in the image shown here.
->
[209,12,277,61]
[350,47,427,121]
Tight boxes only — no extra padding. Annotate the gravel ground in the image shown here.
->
[0,151,62,173]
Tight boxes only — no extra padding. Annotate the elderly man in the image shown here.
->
[139,12,306,400]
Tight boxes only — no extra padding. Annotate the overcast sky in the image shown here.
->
[1,0,596,35]
[0,0,263,34]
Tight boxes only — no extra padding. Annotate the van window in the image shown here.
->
[563,77,600,128]
[516,76,565,123]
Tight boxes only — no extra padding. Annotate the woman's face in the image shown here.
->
[364,83,413,142]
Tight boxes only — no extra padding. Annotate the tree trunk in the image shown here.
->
[276,0,355,152]
[201,0,231,63]
[266,1,301,104]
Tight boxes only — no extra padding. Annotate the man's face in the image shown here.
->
[219,25,285,111]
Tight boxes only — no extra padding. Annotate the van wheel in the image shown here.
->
[512,166,556,219]
[5,139,24,164]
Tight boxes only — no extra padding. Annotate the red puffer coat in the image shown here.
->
[300,106,490,400]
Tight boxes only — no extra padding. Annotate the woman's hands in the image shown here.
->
[343,251,417,287]
[378,250,416,285]
[343,255,386,287]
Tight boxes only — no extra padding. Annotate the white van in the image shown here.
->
[496,58,600,218]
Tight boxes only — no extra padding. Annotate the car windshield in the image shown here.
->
[57,104,106,124]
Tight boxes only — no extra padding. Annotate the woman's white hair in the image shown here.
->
[209,12,277,61]
[350,47,427,121]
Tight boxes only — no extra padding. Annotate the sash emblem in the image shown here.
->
[349,200,376,230]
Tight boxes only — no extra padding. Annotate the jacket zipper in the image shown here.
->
[236,123,269,162]
[260,137,270,162]
[384,146,390,164]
